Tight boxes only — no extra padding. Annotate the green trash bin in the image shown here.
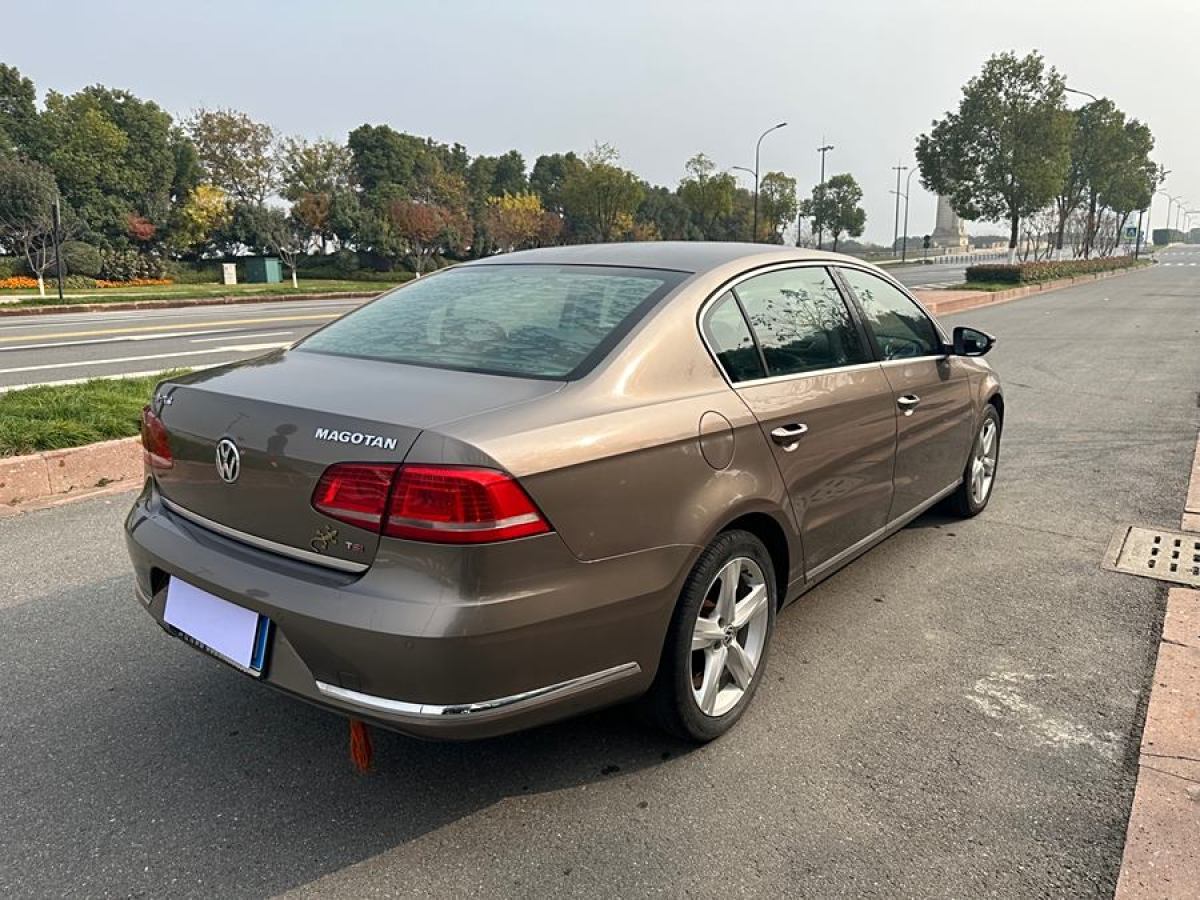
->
[243,256,282,284]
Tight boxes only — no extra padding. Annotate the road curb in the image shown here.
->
[0,289,383,318]
[0,436,141,510]
[1114,433,1200,898]
[914,265,1148,316]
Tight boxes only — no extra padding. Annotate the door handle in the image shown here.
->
[770,423,809,451]
[897,394,921,416]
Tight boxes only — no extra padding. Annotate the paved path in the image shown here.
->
[1,257,1198,897]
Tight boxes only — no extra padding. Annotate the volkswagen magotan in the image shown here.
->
[125,243,1002,742]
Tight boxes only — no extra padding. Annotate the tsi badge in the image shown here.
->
[215,438,241,484]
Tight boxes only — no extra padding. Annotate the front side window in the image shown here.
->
[733,267,870,377]
[838,268,941,360]
[703,291,765,382]
[297,264,685,379]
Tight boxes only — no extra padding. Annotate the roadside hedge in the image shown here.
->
[965,256,1145,285]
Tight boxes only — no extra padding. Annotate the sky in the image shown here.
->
[5,0,1197,244]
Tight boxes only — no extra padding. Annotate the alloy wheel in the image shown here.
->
[690,556,770,717]
[970,418,998,505]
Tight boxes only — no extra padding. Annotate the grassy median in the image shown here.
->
[0,279,400,309]
[0,372,186,457]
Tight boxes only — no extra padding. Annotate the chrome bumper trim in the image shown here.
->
[315,661,642,720]
[160,496,369,574]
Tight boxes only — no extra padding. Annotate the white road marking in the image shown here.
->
[189,330,295,343]
[0,342,289,376]
[0,328,244,352]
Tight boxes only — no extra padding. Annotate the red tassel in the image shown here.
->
[349,718,373,774]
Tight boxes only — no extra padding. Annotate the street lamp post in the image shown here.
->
[752,122,787,243]
[1064,86,1099,102]
[1156,190,1179,237]
[815,143,833,250]
[891,162,908,254]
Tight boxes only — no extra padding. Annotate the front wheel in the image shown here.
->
[644,530,776,742]
[946,405,1001,517]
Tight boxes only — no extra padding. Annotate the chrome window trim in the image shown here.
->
[315,661,642,720]
[696,259,951,390]
[161,496,370,574]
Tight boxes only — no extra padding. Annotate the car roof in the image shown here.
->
[458,241,863,275]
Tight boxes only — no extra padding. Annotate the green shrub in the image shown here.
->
[162,259,222,284]
[64,274,97,289]
[0,256,23,278]
[59,241,102,277]
[98,249,167,281]
[965,256,1142,285]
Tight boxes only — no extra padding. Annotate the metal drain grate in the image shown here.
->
[1103,525,1200,587]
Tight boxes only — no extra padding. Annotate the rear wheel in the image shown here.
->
[645,530,776,742]
[946,405,1001,517]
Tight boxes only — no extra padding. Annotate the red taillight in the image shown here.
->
[384,466,550,543]
[311,463,396,530]
[140,405,173,470]
[310,463,551,544]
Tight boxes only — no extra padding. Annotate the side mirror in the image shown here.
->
[952,326,995,357]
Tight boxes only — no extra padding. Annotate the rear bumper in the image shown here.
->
[124,481,692,739]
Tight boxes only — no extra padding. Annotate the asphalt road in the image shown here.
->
[0,297,366,390]
[0,251,1007,391]
[2,251,1199,897]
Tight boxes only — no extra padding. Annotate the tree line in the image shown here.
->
[2,62,868,293]
[917,51,1158,260]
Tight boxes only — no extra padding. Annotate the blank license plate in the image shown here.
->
[163,577,271,676]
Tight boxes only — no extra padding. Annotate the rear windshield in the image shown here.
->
[296,264,686,379]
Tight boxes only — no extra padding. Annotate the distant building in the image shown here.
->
[930,195,969,250]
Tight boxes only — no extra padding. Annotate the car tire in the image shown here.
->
[945,404,1001,518]
[643,530,777,742]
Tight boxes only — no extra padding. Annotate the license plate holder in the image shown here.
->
[163,577,271,677]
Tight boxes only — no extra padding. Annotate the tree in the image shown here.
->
[0,63,37,156]
[560,144,644,242]
[530,152,582,216]
[798,174,865,252]
[486,192,557,252]
[186,108,277,205]
[278,137,352,200]
[678,153,735,238]
[1097,119,1156,256]
[916,51,1071,256]
[172,183,230,253]
[637,185,692,241]
[0,156,63,296]
[346,124,451,201]
[259,206,310,287]
[756,171,798,243]
[387,200,461,274]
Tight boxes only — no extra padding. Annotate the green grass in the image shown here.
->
[0,279,399,308]
[0,371,189,457]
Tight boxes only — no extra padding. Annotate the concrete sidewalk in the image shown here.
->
[1116,435,1200,898]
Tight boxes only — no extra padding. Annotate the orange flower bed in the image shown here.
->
[95,278,174,288]
[0,276,40,290]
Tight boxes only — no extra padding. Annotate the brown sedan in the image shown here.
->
[125,242,1002,742]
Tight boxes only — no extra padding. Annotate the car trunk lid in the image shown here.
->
[153,349,562,569]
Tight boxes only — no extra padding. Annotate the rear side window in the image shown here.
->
[704,292,765,382]
[733,267,870,377]
[838,268,941,360]
[297,264,685,379]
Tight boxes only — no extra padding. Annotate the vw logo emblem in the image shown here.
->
[215,438,241,484]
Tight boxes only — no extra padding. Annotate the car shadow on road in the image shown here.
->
[0,579,693,897]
